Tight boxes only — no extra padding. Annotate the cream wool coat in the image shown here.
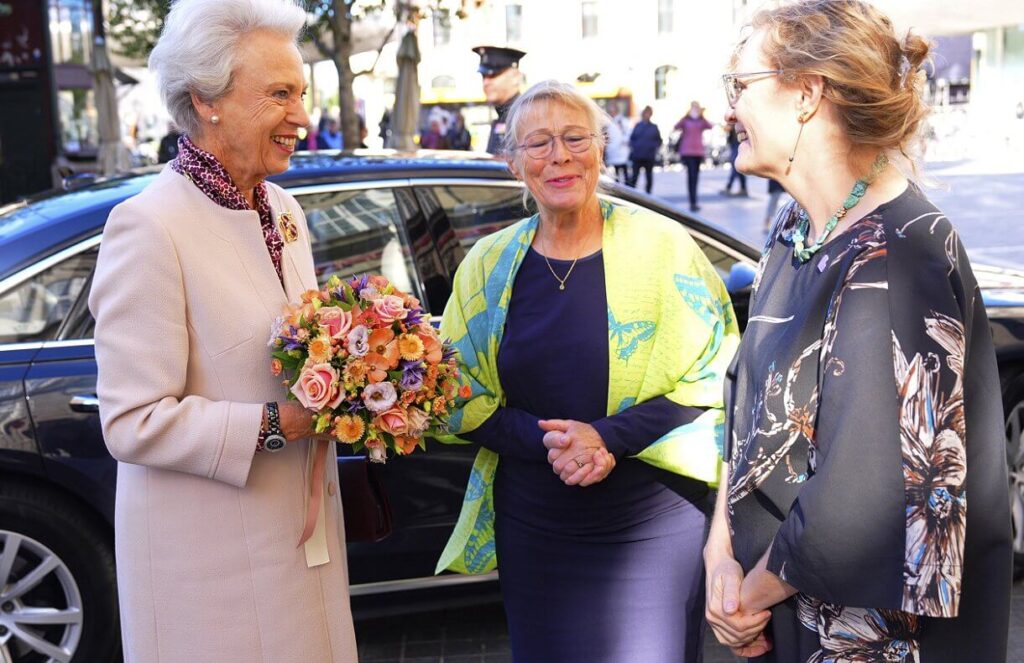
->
[89,167,358,662]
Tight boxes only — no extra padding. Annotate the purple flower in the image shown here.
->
[395,364,419,391]
[362,381,397,414]
[346,325,369,357]
[405,309,425,326]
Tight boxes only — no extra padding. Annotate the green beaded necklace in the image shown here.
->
[791,153,889,262]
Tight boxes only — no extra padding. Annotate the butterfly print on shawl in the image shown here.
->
[798,595,920,663]
[607,308,656,363]
[893,312,966,617]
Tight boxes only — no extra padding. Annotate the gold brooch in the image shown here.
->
[278,211,299,243]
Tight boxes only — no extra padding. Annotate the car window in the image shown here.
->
[0,247,97,344]
[423,184,528,255]
[295,188,423,301]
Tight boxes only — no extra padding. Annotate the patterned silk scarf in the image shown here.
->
[170,135,284,281]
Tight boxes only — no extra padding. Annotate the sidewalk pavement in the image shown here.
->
[642,160,1024,271]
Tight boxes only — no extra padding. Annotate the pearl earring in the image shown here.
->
[211,115,220,125]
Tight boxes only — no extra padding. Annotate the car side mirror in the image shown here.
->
[726,262,757,294]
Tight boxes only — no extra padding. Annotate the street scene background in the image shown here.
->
[2,0,1024,661]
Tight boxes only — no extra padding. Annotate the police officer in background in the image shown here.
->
[473,45,526,155]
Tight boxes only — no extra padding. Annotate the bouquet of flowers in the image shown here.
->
[268,274,467,462]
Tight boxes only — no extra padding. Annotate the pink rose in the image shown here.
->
[372,295,408,324]
[374,407,409,437]
[316,306,354,340]
[406,407,430,435]
[290,363,343,411]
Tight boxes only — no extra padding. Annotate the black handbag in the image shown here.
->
[339,457,393,543]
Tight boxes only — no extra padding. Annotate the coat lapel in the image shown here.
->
[166,169,290,316]
[268,185,318,302]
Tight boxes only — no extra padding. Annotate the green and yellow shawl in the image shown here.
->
[435,200,739,575]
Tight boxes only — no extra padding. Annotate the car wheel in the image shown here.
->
[0,481,120,663]
[1004,371,1024,581]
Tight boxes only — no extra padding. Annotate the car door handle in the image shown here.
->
[69,394,100,413]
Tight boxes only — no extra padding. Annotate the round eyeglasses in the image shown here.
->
[722,70,785,107]
[513,130,598,159]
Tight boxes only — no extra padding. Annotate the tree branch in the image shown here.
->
[309,28,333,60]
[354,19,397,78]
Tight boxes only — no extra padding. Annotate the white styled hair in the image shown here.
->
[502,80,609,158]
[149,0,307,137]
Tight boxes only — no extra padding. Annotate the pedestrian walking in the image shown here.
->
[437,81,738,663]
[628,105,662,193]
[674,100,713,211]
[447,112,472,150]
[317,117,342,149]
[419,118,449,149]
[604,104,631,183]
[720,123,748,196]
[706,2,1012,661]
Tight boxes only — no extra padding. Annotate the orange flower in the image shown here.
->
[459,384,472,399]
[397,333,425,361]
[300,289,322,304]
[343,359,369,386]
[419,332,444,364]
[332,415,365,444]
[432,397,447,415]
[394,435,420,455]
[307,336,333,363]
[271,358,283,377]
[366,328,400,374]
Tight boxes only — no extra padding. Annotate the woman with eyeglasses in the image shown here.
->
[704,1,1011,661]
[436,80,739,662]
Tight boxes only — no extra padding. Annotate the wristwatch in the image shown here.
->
[259,402,287,453]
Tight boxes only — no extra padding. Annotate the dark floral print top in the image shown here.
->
[725,185,1012,662]
[170,135,284,281]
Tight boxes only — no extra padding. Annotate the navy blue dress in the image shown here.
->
[464,248,709,662]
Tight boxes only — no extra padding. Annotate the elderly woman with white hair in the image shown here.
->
[436,80,740,661]
[88,0,359,660]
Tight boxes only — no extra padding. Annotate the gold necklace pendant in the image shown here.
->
[278,211,299,243]
[540,231,583,291]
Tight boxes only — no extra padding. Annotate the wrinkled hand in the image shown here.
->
[704,554,772,650]
[538,419,616,486]
[278,401,317,441]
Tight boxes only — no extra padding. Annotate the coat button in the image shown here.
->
[327,481,336,497]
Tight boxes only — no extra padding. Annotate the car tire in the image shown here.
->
[1003,370,1024,581]
[0,480,121,663]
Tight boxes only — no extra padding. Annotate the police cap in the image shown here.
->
[472,46,526,77]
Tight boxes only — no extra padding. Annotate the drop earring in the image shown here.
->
[785,112,807,175]
[211,114,220,125]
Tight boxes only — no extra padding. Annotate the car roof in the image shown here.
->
[0,150,510,280]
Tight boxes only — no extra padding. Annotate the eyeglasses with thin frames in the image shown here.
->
[722,70,785,107]
[512,129,598,160]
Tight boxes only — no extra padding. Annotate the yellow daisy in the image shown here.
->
[397,333,425,361]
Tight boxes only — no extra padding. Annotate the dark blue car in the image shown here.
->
[1,151,1023,662]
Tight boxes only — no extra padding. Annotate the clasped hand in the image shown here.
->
[538,419,616,487]
[704,554,773,658]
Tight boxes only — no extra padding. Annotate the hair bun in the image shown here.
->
[902,31,931,73]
